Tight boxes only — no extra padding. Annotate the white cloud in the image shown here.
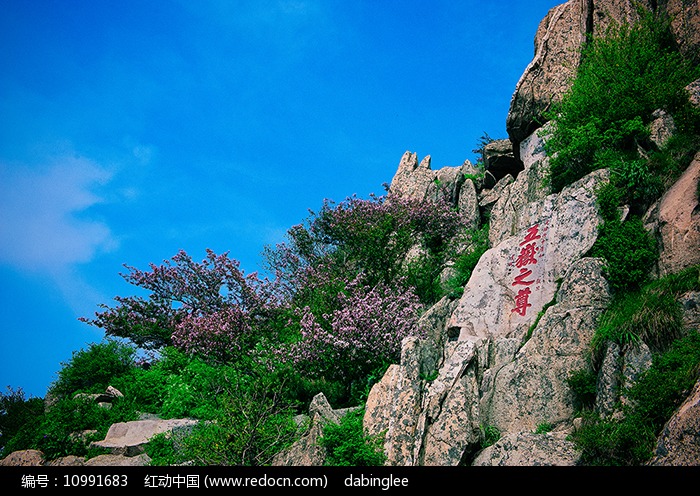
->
[0,154,118,273]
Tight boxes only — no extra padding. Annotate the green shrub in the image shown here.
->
[480,424,501,449]
[148,376,299,466]
[404,251,444,305]
[606,152,664,214]
[627,330,700,428]
[143,432,183,466]
[566,368,598,412]
[593,289,684,364]
[573,330,700,465]
[645,263,700,295]
[572,411,658,466]
[545,9,700,193]
[160,358,244,420]
[535,422,553,434]
[319,408,386,466]
[49,339,137,399]
[591,266,698,366]
[588,217,658,294]
[443,224,490,298]
[29,395,138,461]
[595,181,624,223]
[0,387,45,457]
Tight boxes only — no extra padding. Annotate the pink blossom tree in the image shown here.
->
[279,276,426,387]
[80,249,283,358]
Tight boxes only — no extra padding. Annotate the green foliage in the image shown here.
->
[463,172,484,182]
[31,395,137,460]
[442,224,490,298]
[545,9,700,193]
[573,331,700,466]
[566,368,598,412]
[319,408,386,466]
[595,181,623,222]
[49,339,137,399]
[627,331,700,427]
[0,387,44,457]
[588,216,658,294]
[480,424,501,449]
[403,251,444,305]
[419,369,439,382]
[111,366,168,415]
[591,266,699,366]
[143,432,183,466]
[148,362,298,466]
[606,151,664,214]
[574,267,700,465]
[571,410,658,466]
[472,132,494,171]
[534,422,553,434]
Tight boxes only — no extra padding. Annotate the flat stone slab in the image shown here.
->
[91,418,198,456]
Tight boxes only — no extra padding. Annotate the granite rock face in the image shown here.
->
[506,0,699,151]
[645,152,700,277]
[648,377,700,466]
[448,167,608,344]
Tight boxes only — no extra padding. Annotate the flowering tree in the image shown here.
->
[280,276,425,386]
[264,192,466,308]
[80,249,282,357]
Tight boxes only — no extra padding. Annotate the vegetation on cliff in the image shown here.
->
[2,7,699,467]
[550,9,700,466]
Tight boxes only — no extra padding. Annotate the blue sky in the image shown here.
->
[0,0,562,399]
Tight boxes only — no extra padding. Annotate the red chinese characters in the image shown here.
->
[511,224,544,316]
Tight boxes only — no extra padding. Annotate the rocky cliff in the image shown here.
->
[276,0,700,467]
[3,0,699,468]
[506,0,700,151]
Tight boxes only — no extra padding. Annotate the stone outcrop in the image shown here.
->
[388,151,480,208]
[644,152,700,277]
[272,393,359,466]
[387,151,484,231]
[361,125,616,466]
[90,418,199,456]
[363,252,613,465]
[506,0,700,152]
[648,376,700,466]
[449,167,607,344]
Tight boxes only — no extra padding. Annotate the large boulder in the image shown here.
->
[646,152,700,277]
[480,257,612,435]
[472,431,580,466]
[388,151,480,208]
[505,0,590,146]
[648,377,700,466]
[90,418,199,457]
[506,0,700,151]
[448,167,608,344]
[363,337,427,466]
[665,0,700,66]
[0,449,44,466]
